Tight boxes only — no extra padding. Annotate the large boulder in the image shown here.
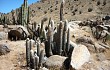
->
[70,45,90,69]
[45,55,67,69]
[0,44,10,55]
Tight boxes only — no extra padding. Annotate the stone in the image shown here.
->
[0,44,10,55]
[76,37,94,45]
[70,45,90,69]
[0,32,8,40]
[45,55,67,69]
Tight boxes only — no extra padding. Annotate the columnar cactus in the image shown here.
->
[30,50,34,69]
[62,20,68,53]
[40,17,48,36]
[35,55,39,70]
[38,50,44,68]
[60,0,65,21]
[37,38,40,57]
[45,25,53,57]
[57,21,63,55]
[50,20,54,42]
[66,28,70,53]
[26,38,30,67]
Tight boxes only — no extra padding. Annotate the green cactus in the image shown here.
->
[66,28,70,53]
[38,50,44,68]
[62,20,68,53]
[30,50,35,69]
[35,56,39,70]
[60,0,65,21]
[37,39,40,57]
[26,38,30,67]
[45,25,53,57]
[58,21,63,55]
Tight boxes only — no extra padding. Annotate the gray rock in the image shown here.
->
[0,44,10,55]
[70,45,90,69]
[76,37,94,45]
[0,32,8,40]
[45,55,67,69]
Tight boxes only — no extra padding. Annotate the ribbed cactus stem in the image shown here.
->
[45,25,53,57]
[50,20,54,42]
[35,55,39,70]
[40,17,48,36]
[30,39,33,50]
[66,28,70,53]
[60,0,65,21]
[62,20,68,51]
[30,50,34,69]
[26,38,30,67]
[37,39,40,57]
[38,50,44,68]
[58,21,63,55]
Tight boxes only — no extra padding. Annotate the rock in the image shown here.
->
[0,32,8,40]
[70,45,90,69]
[94,42,106,53]
[82,43,96,53]
[40,67,48,70]
[45,55,67,69]
[0,44,10,55]
[76,37,94,45]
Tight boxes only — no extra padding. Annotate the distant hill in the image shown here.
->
[1,0,110,24]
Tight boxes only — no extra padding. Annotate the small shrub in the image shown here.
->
[97,1,100,6]
[55,7,57,10]
[38,7,41,10]
[79,11,82,14]
[103,0,106,6]
[56,1,58,5]
[50,9,53,12]
[72,11,75,15]
[74,8,78,12]
[88,8,93,12]
[44,11,47,14]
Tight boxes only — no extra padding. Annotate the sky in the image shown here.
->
[0,0,39,14]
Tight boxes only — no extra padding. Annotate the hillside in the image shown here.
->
[1,0,110,24]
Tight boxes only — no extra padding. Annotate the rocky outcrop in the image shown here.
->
[70,45,90,69]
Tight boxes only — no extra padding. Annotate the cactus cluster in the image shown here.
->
[26,38,44,70]
[44,19,70,57]
[19,0,29,26]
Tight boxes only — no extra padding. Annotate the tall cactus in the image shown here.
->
[38,50,44,68]
[66,28,70,53]
[26,38,30,67]
[35,55,39,70]
[30,50,34,69]
[60,0,65,21]
[45,25,53,57]
[62,20,68,53]
[37,38,40,57]
[57,21,63,55]
[40,17,48,36]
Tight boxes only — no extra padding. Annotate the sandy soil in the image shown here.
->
[0,40,26,70]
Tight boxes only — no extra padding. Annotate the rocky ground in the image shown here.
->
[0,21,110,70]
